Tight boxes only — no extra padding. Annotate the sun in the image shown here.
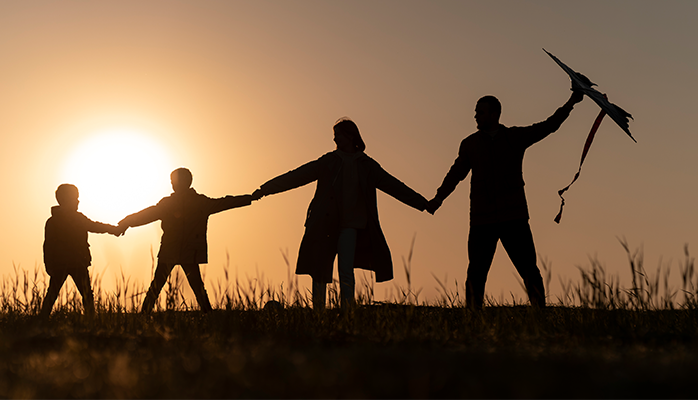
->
[62,129,175,224]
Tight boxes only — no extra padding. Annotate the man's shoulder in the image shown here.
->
[460,131,487,148]
[502,124,525,133]
[463,131,480,141]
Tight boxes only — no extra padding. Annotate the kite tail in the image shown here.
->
[554,106,607,224]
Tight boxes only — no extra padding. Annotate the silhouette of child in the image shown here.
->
[118,167,252,313]
[40,184,124,318]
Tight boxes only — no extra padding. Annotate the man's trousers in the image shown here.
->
[466,219,546,310]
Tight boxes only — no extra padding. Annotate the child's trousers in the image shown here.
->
[141,261,213,312]
[40,266,95,317]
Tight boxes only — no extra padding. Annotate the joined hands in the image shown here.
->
[251,189,264,201]
[110,224,128,237]
[426,197,442,215]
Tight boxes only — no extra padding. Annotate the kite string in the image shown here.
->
[554,104,607,224]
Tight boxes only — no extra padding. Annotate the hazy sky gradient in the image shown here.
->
[1,1,696,303]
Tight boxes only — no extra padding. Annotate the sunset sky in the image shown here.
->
[1,1,696,304]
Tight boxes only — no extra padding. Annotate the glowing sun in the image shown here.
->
[62,129,175,223]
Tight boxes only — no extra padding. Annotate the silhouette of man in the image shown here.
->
[41,184,124,318]
[427,91,584,310]
[118,168,252,313]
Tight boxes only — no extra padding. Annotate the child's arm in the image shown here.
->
[81,214,122,236]
[118,204,163,229]
[99,224,126,237]
[208,194,253,215]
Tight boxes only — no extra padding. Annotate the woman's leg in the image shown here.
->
[312,279,326,310]
[337,228,357,308]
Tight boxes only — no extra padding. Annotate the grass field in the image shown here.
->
[2,241,698,398]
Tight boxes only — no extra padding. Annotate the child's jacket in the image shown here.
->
[119,188,251,265]
[43,206,113,273]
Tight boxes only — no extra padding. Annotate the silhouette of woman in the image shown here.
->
[252,118,428,309]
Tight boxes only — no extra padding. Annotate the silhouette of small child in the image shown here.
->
[40,184,123,318]
[118,167,252,313]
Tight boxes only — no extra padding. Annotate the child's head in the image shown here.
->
[170,168,193,193]
[55,184,79,210]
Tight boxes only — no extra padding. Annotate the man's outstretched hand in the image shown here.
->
[426,197,443,215]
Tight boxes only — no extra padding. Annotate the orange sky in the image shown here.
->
[1,1,697,305]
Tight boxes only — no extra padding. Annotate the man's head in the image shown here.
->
[475,95,501,131]
[55,184,79,211]
[333,118,366,152]
[171,168,193,193]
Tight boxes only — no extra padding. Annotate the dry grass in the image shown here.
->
[1,240,698,398]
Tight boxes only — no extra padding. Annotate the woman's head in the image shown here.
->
[333,118,366,152]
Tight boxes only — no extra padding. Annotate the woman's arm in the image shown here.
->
[257,154,329,197]
[373,162,428,211]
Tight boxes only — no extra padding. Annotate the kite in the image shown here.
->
[543,49,636,223]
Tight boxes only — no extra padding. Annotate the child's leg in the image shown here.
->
[70,268,95,316]
[141,260,175,313]
[40,271,68,318]
[312,279,327,310]
[337,228,357,308]
[181,263,213,312]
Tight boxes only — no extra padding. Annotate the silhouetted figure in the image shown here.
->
[252,118,428,309]
[427,91,584,310]
[118,168,252,313]
[40,184,124,318]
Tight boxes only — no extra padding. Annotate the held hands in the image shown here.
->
[426,197,443,215]
[251,189,264,201]
[109,224,128,237]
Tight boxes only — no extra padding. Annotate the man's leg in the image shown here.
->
[181,263,213,312]
[337,228,357,308]
[70,268,95,316]
[40,271,68,318]
[466,224,500,310]
[500,219,546,308]
[141,260,174,313]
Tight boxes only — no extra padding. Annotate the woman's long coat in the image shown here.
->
[260,151,427,283]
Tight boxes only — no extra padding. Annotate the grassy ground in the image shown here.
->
[2,306,698,398]
[2,240,698,398]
